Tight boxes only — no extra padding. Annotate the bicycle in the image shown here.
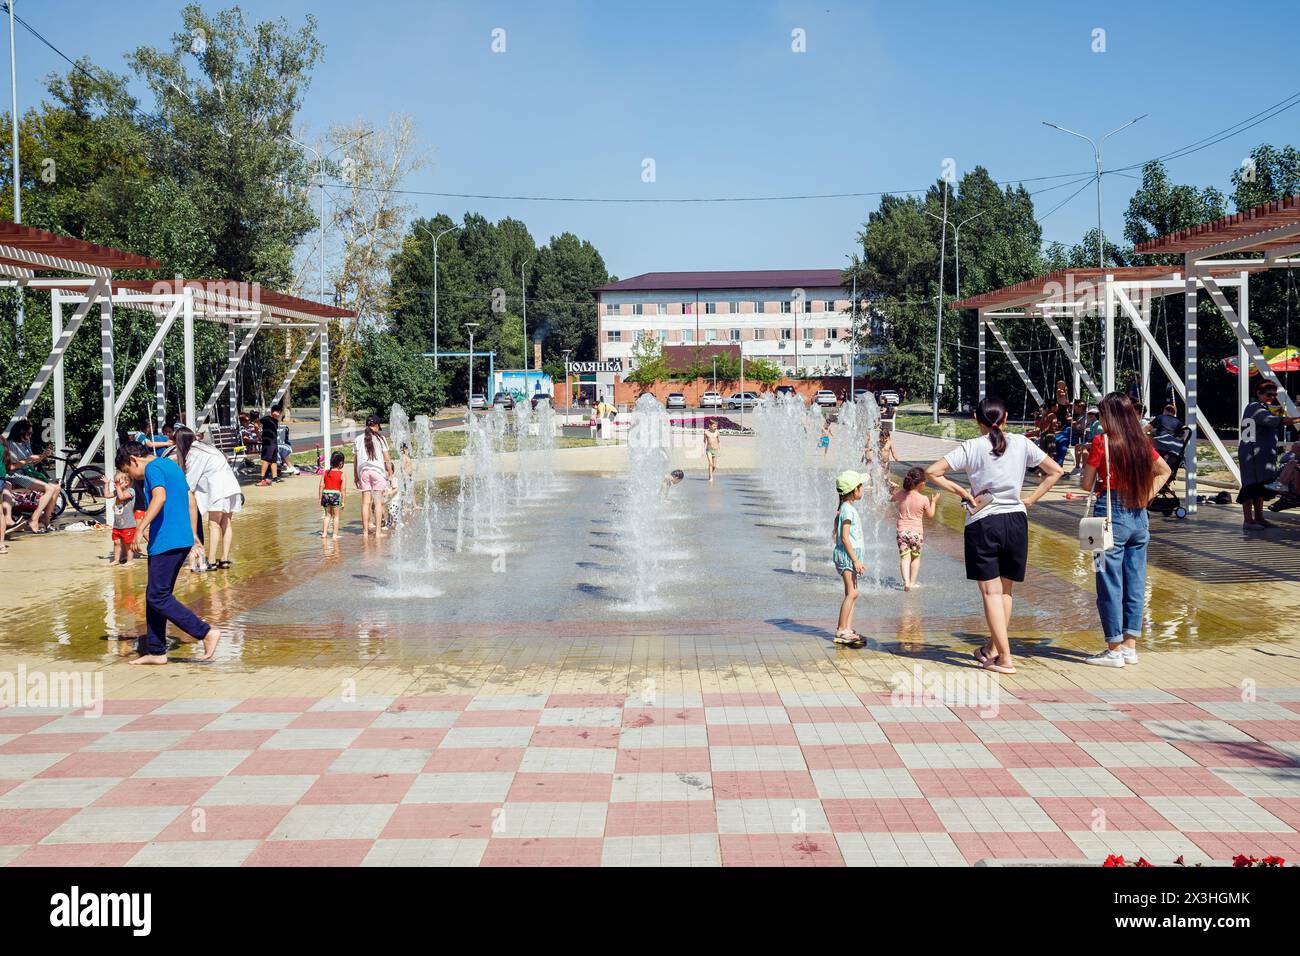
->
[27,445,109,519]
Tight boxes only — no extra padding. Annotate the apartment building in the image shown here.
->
[594,270,860,374]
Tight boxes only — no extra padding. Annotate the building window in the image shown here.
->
[705,302,717,315]
[606,330,621,342]
[729,328,741,342]
[780,328,793,340]
[682,328,694,343]
[605,302,620,316]
[750,301,762,314]
[683,302,693,314]
[753,328,765,340]
[779,301,792,314]
[632,303,644,316]
[706,329,717,342]
[657,329,667,343]
[826,327,838,339]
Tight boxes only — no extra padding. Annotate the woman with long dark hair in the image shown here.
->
[1080,392,1170,667]
[3,419,61,534]
[173,426,244,570]
[926,397,1063,674]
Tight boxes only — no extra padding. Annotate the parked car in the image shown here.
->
[814,390,838,408]
[878,389,901,406]
[852,388,871,404]
[665,393,687,410]
[492,392,515,410]
[774,385,797,400]
[469,393,487,410]
[699,391,723,408]
[725,391,760,409]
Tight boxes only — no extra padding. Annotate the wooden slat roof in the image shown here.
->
[951,263,1267,311]
[1133,195,1300,255]
[53,279,355,321]
[0,219,161,272]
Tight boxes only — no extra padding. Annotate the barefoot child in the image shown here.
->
[892,466,935,591]
[832,470,867,647]
[319,450,346,538]
[108,471,137,565]
[820,417,833,456]
[703,419,721,482]
[115,440,221,664]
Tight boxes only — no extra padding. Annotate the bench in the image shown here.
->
[207,425,256,475]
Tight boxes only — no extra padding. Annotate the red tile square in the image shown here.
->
[243,838,372,866]
[9,843,144,866]
[300,773,416,805]
[1036,796,1177,831]
[985,743,1100,769]
[381,803,498,840]
[0,733,104,754]
[528,726,620,749]
[718,833,845,867]
[288,711,379,730]
[480,837,604,867]
[614,747,712,774]
[799,744,906,770]
[94,776,220,807]
[352,727,447,749]
[37,751,157,778]
[233,749,343,775]
[506,772,612,802]
[0,807,79,843]
[621,707,706,727]
[951,704,1043,722]
[423,747,524,773]
[0,715,60,734]
[604,801,717,837]
[710,771,818,800]
[705,724,798,747]
[120,713,216,732]
[821,798,945,833]
[881,722,979,744]
[1109,766,1242,797]
[910,768,1029,798]
[155,805,290,842]
[1054,720,1160,743]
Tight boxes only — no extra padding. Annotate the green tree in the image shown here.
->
[343,325,442,420]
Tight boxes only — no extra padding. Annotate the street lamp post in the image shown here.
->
[926,208,985,410]
[712,356,718,394]
[416,222,459,370]
[931,180,949,424]
[465,322,480,411]
[521,258,531,376]
[561,348,572,411]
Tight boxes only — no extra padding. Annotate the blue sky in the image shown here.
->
[22,1,1300,278]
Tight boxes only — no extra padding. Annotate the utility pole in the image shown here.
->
[849,274,857,400]
[416,222,459,370]
[931,180,949,424]
[465,322,479,411]
[521,258,531,374]
[928,208,986,411]
[8,0,21,351]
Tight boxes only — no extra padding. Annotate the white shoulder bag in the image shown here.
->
[1078,434,1114,552]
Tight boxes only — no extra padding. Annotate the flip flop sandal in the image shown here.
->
[833,630,864,646]
[974,646,991,664]
[981,661,1017,675]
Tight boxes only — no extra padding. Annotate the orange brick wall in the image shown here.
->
[612,376,894,406]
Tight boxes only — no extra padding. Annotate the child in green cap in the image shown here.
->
[832,470,867,647]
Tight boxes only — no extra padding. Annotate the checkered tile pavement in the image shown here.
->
[2,688,1299,867]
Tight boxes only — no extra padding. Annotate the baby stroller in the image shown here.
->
[1148,425,1193,519]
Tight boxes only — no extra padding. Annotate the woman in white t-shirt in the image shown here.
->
[353,415,393,537]
[925,397,1063,674]
[174,426,244,570]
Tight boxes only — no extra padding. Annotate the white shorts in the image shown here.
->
[199,492,244,515]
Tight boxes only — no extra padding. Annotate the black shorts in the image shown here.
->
[260,442,278,464]
[963,511,1029,582]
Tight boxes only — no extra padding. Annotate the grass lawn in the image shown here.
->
[893,413,1028,441]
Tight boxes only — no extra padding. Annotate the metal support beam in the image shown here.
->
[319,321,330,463]
[51,289,66,481]
[1071,313,1081,399]
[183,288,196,427]
[198,316,262,427]
[77,299,185,468]
[984,318,1044,406]
[977,313,986,401]
[227,326,238,427]
[1196,269,1298,418]
[155,311,166,432]
[1183,262,1198,512]
[271,329,321,410]
[1114,284,1238,498]
[1103,275,1116,394]
[101,289,116,485]
[1040,313,1102,400]
[5,275,107,436]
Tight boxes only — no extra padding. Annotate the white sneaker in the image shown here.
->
[1085,649,1125,668]
[1121,646,1139,665]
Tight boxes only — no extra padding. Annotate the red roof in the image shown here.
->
[52,278,355,320]
[1133,194,1300,255]
[951,263,1269,311]
[0,219,160,272]
[596,270,846,293]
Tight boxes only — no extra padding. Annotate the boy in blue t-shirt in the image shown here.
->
[115,440,221,664]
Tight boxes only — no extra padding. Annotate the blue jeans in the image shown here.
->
[1092,495,1149,644]
[141,547,210,657]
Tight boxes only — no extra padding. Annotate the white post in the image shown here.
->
[101,284,116,483]
[977,313,986,401]
[1103,275,1115,394]
[183,288,196,428]
[228,326,238,426]
[8,0,21,351]
[1071,313,1081,400]
[1238,273,1250,427]
[319,320,330,463]
[1140,293,1151,411]
[1183,258,1198,513]
[51,289,65,478]
[155,311,166,431]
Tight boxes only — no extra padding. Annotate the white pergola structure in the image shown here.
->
[1,220,161,484]
[47,280,354,473]
[1133,195,1300,511]
[954,261,1280,514]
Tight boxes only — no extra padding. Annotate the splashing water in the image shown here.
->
[615,394,674,611]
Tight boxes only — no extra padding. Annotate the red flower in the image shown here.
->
[1103,854,1125,868]
[1135,857,1153,867]
[1260,856,1286,867]
[1232,855,1259,868]
[1174,855,1185,866]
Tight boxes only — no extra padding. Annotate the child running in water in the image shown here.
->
[319,451,346,538]
[891,466,936,591]
[820,417,833,456]
[703,419,721,482]
[832,470,867,647]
